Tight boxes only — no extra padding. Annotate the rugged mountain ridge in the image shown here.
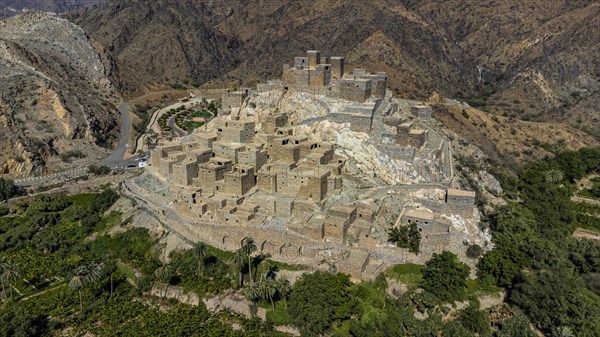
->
[0,0,106,19]
[69,0,600,138]
[0,13,119,177]
[68,0,239,96]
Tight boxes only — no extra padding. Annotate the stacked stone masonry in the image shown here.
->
[143,49,485,281]
[282,50,387,103]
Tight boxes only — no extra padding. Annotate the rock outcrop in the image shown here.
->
[0,13,119,177]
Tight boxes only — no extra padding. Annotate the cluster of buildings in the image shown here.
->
[139,49,483,280]
[150,111,346,224]
[222,50,388,115]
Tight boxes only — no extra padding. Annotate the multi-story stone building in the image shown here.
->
[281,50,387,103]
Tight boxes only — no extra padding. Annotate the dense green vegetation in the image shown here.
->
[0,191,284,336]
[0,178,18,202]
[1,147,598,336]
[175,109,214,132]
[421,251,470,302]
[388,222,420,254]
[158,98,217,134]
[478,147,600,335]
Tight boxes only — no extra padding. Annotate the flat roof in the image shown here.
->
[404,209,435,221]
[447,189,476,197]
[211,156,231,162]
[328,205,357,215]
[193,132,218,139]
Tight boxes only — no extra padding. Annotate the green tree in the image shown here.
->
[244,282,261,302]
[421,251,470,301]
[242,237,257,283]
[441,321,474,337]
[0,261,19,298]
[288,272,354,336]
[389,226,409,248]
[154,264,174,299]
[261,279,278,310]
[92,189,119,213]
[466,244,483,258]
[0,306,38,337]
[457,304,491,336]
[0,257,7,299]
[192,241,208,280]
[0,178,17,201]
[275,277,291,309]
[69,263,101,313]
[257,257,278,283]
[230,250,247,287]
[496,312,534,337]
[478,248,529,288]
[508,270,600,336]
[552,326,575,337]
[408,222,421,254]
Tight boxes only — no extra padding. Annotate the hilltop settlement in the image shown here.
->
[126,50,490,279]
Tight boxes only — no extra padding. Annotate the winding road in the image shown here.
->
[15,90,175,187]
[100,90,174,168]
[167,113,187,137]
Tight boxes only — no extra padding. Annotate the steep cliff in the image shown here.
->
[0,13,119,178]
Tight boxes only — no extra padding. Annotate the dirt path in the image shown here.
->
[573,228,600,241]
[572,196,600,206]
[21,282,65,301]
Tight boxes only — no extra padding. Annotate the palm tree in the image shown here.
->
[0,257,8,299]
[84,264,102,284]
[261,279,278,310]
[69,264,100,313]
[258,259,279,283]
[275,277,291,309]
[257,259,272,283]
[192,242,208,280]
[244,282,261,302]
[1,262,19,298]
[552,326,574,337]
[68,274,84,312]
[154,265,173,299]
[545,169,564,183]
[230,250,247,287]
[242,238,257,284]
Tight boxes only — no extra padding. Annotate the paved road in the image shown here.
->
[100,90,174,168]
[14,91,174,187]
[167,113,187,137]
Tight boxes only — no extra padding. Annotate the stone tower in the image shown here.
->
[307,50,321,70]
[330,56,345,80]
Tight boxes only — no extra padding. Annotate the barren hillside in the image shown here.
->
[68,0,600,139]
[0,13,119,178]
[0,0,106,19]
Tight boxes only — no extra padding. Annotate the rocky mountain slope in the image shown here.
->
[0,0,106,19]
[69,0,600,139]
[0,13,119,178]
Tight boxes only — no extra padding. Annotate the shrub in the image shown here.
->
[421,251,470,301]
[466,244,483,258]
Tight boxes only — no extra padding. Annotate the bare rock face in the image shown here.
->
[0,1,107,20]
[203,293,258,319]
[478,171,503,197]
[0,13,119,178]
